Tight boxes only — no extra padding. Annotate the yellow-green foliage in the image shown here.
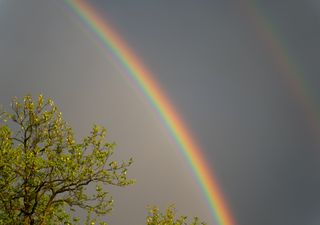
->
[0,95,134,225]
[146,206,206,225]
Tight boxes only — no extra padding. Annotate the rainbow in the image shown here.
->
[241,1,320,143]
[64,0,236,225]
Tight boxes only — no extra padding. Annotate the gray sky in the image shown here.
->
[0,0,320,224]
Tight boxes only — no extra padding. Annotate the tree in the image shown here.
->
[0,95,133,225]
[0,94,205,225]
[146,206,206,225]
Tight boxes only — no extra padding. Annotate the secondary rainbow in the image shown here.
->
[241,1,320,142]
[64,0,236,225]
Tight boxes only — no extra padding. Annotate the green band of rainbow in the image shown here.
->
[64,1,236,225]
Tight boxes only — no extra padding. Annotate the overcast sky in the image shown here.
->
[0,1,320,224]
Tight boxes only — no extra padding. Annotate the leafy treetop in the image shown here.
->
[146,206,206,225]
[0,94,134,225]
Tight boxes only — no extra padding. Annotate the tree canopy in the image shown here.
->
[0,95,133,224]
[0,94,205,225]
[146,206,206,225]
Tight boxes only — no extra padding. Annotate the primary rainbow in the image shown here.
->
[64,0,236,225]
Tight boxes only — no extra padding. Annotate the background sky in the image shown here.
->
[0,0,320,224]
